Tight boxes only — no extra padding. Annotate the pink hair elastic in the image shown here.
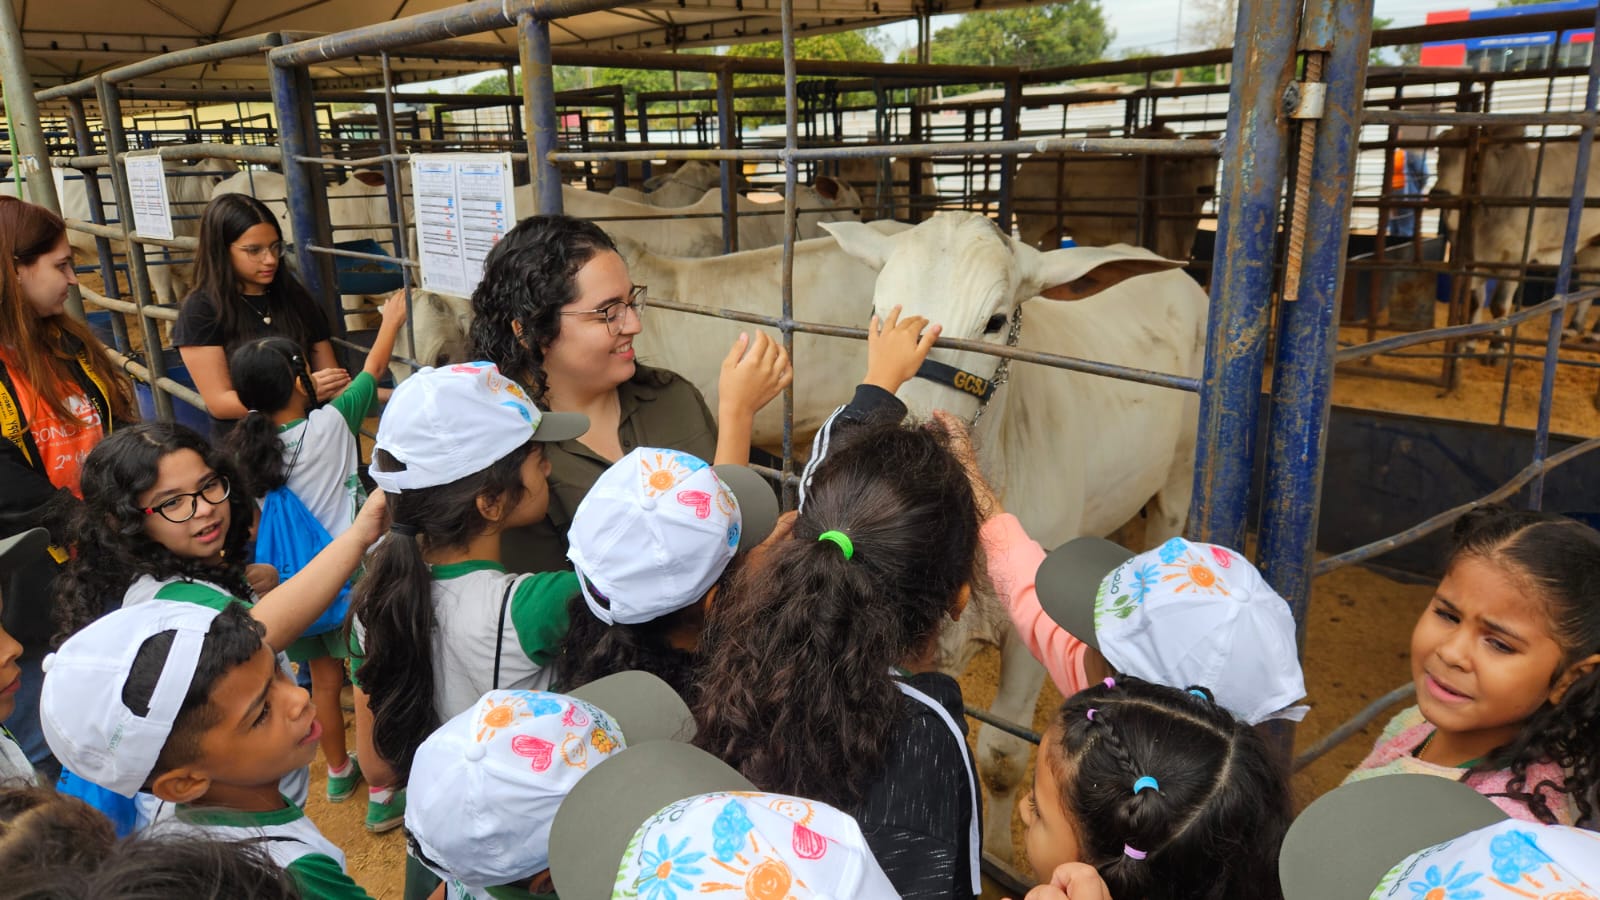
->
[1102,677,1116,689]
[1123,845,1148,861]
[1085,708,1097,721]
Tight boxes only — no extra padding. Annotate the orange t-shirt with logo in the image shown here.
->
[0,348,104,498]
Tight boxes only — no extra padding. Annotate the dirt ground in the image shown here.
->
[84,268,1590,897]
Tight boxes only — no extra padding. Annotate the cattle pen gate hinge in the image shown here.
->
[1287,81,1327,120]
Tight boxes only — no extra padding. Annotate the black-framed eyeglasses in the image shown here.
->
[232,240,286,261]
[558,285,647,336]
[143,475,232,524]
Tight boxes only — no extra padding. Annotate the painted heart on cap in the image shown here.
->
[676,489,713,520]
[792,823,828,860]
[510,734,554,772]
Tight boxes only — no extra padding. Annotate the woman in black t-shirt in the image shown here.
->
[174,193,347,436]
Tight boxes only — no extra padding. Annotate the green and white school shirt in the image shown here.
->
[170,800,373,899]
[352,562,576,721]
[119,574,310,810]
[278,372,374,539]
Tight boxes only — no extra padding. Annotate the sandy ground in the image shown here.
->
[78,265,1591,896]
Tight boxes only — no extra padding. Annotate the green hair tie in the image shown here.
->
[817,530,854,560]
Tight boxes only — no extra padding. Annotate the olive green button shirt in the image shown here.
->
[502,364,718,574]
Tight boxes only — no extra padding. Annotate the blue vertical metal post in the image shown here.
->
[66,96,129,350]
[1190,0,1302,550]
[94,76,173,421]
[779,0,799,504]
[520,12,563,216]
[268,60,338,330]
[1257,0,1375,646]
[996,75,1022,233]
[717,66,739,254]
[1533,4,1600,505]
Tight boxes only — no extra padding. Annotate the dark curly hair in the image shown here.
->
[0,785,116,878]
[348,442,535,785]
[692,421,981,809]
[553,589,705,704]
[1446,505,1600,825]
[4,831,303,900]
[1043,678,1291,900]
[221,336,320,497]
[53,423,254,643]
[468,214,617,402]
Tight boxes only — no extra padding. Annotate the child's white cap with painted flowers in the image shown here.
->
[566,447,779,626]
[1037,535,1307,725]
[370,362,588,494]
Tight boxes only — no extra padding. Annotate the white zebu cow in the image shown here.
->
[3,158,238,304]
[396,223,910,411]
[824,211,1208,860]
[1433,125,1600,340]
[517,177,862,257]
[1012,129,1217,262]
[608,160,730,207]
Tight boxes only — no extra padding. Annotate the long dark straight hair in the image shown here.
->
[692,421,982,808]
[53,423,254,642]
[348,442,535,784]
[187,193,327,358]
[221,337,320,497]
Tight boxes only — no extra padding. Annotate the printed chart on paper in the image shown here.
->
[412,152,515,297]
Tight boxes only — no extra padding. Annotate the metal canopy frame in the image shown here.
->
[10,5,1600,874]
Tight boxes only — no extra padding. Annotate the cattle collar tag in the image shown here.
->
[914,358,995,402]
[910,305,1024,429]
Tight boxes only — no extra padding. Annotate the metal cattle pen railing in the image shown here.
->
[11,1,1600,888]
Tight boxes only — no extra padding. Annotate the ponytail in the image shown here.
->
[223,337,318,497]
[1049,678,1291,900]
[347,443,533,785]
[693,421,980,808]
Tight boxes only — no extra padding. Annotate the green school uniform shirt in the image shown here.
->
[171,799,373,899]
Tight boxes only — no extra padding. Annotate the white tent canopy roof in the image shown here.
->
[10,0,1037,93]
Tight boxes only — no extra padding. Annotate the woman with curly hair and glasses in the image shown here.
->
[469,214,792,573]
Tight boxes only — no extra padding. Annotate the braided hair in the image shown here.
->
[1045,677,1292,900]
[1447,506,1600,824]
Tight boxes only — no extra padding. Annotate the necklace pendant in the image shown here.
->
[262,315,272,325]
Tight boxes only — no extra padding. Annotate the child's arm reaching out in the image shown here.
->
[934,410,1108,697]
[360,290,410,382]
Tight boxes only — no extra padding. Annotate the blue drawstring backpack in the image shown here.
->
[255,485,349,636]
[58,767,139,837]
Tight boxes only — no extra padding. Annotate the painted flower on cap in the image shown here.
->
[475,693,534,743]
[1159,544,1230,597]
[1403,861,1483,900]
[1490,829,1555,885]
[712,799,755,862]
[636,835,705,900]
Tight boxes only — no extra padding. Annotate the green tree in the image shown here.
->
[899,3,1113,94]
[725,30,890,112]
[464,65,713,115]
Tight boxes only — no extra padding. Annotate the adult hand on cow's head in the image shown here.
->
[929,409,1000,520]
[310,367,352,402]
[864,304,941,395]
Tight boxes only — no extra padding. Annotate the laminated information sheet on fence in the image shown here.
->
[123,153,174,241]
[412,152,515,297]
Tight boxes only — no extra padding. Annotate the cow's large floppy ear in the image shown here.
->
[1024,243,1185,301]
[352,169,387,188]
[813,175,841,201]
[822,220,896,271]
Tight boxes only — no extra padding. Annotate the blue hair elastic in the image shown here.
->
[1133,776,1160,795]
[1189,689,1208,699]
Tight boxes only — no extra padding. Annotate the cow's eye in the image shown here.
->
[984,313,1009,335]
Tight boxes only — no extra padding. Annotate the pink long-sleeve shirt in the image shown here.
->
[980,513,1092,697]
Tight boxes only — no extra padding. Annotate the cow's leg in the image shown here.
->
[1483,279,1518,361]
[977,635,1048,864]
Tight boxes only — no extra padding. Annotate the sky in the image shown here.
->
[423,1,1515,92]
